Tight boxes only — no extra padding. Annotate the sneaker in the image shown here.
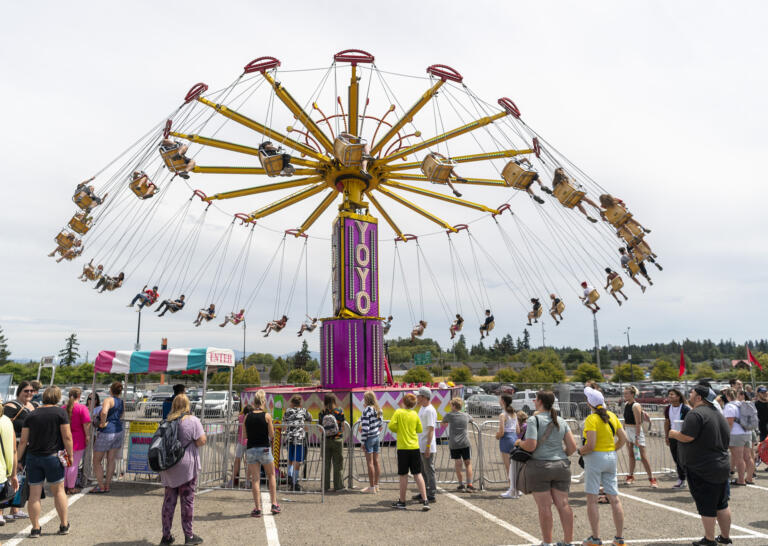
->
[533,195,545,204]
[612,538,625,546]
[412,494,426,501]
[692,539,717,546]
[360,486,375,493]
[501,490,515,498]
[271,504,281,515]
[391,500,407,510]
[184,535,203,545]
[30,527,41,539]
[58,523,70,535]
[160,536,175,545]
[583,537,603,545]
[427,496,436,503]
[649,478,659,488]
[251,508,261,518]
[673,479,685,488]
[456,484,466,491]
[624,475,635,485]
[178,172,190,180]
[0,515,4,526]
[466,484,476,492]
[715,536,732,544]
[422,501,430,511]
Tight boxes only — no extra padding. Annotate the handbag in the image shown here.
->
[510,416,554,462]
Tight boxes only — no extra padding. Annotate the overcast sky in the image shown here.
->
[1,1,766,362]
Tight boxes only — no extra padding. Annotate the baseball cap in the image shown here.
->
[757,386,767,393]
[584,386,605,408]
[415,387,432,398]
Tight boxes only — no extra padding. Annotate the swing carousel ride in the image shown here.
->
[50,50,662,419]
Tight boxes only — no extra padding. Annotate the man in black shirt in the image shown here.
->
[756,386,768,443]
[479,309,494,339]
[669,383,731,546]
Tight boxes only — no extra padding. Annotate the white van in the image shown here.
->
[512,390,560,413]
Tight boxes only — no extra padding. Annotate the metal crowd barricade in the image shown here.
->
[271,423,327,502]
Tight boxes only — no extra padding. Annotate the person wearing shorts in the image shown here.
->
[579,385,628,546]
[232,405,252,487]
[92,381,125,494]
[622,386,656,487]
[283,395,311,491]
[388,393,429,511]
[245,390,279,516]
[670,383,732,546]
[723,388,754,485]
[360,391,382,493]
[442,397,475,492]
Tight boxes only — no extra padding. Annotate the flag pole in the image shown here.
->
[747,344,757,391]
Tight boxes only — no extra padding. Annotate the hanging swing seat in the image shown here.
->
[617,224,644,244]
[610,276,625,291]
[555,301,566,314]
[624,259,641,276]
[603,203,632,227]
[258,150,285,177]
[485,320,495,332]
[73,191,94,211]
[83,267,102,281]
[630,244,653,263]
[421,152,455,183]
[501,161,538,190]
[68,213,92,235]
[553,180,586,208]
[58,247,83,261]
[55,230,77,250]
[585,289,600,304]
[334,133,367,167]
[129,172,158,199]
[533,306,543,319]
[159,141,188,173]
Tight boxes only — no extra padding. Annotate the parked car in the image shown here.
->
[512,389,560,414]
[463,386,486,399]
[478,382,502,395]
[192,391,236,418]
[465,394,502,418]
[141,392,168,418]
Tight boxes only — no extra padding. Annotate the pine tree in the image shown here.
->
[522,329,531,350]
[0,326,10,365]
[293,340,311,370]
[58,334,81,366]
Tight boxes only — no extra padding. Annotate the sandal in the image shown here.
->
[598,494,610,504]
[89,486,108,494]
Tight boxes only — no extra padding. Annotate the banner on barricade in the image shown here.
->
[127,421,159,473]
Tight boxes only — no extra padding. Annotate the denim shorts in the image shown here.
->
[499,432,516,453]
[246,446,274,466]
[93,430,124,454]
[364,436,380,454]
[583,450,618,496]
[235,443,247,458]
[288,443,305,462]
[27,453,65,486]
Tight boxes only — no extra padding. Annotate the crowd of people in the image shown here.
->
[0,378,764,545]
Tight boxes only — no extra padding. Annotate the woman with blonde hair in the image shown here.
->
[245,390,279,516]
[64,387,91,494]
[360,391,383,493]
[159,393,205,545]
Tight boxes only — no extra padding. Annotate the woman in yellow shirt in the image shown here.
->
[388,393,429,511]
[577,385,628,546]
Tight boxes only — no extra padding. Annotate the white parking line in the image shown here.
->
[5,486,92,546]
[504,535,757,545]
[440,488,539,544]
[618,490,768,539]
[261,491,280,546]
[746,482,768,492]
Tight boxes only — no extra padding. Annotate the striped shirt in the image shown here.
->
[360,406,382,441]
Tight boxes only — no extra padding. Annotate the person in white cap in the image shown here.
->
[578,384,628,546]
[414,387,437,503]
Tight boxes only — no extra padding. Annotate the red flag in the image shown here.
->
[747,346,763,371]
[679,348,686,377]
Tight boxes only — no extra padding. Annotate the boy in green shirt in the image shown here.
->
[388,393,430,511]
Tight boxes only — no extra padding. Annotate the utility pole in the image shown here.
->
[541,321,546,349]
[593,314,601,369]
[624,327,633,383]
[135,309,142,351]
[242,320,247,366]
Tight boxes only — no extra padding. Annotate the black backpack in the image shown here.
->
[148,413,188,472]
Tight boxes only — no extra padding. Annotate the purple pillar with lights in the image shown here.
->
[321,212,384,389]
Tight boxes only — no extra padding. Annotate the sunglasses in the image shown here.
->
[22,389,34,393]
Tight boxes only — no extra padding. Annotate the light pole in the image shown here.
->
[593,314,601,370]
[135,308,142,351]
[624,327,632,383]
[242,319,247,366]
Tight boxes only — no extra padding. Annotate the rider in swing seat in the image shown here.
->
[549,167,600,223]
[156,295,185,317]
[604,268,629,306]
[262,315,288,337]
[297,316,318,336]
[526,298,542,326]
[193,303,216,327]
[79,260,104,282]
[410,320,427,342]
[160,138,196,179]
[549,294,565,325]
[258,141,295,177]
[479,309,494,339]
[219,309,246,328]
[579,281,601,314]
[127,285,159,311]
[95,272,125,293]
[449,314,464,340]
[382,316,393,335]
[599,194,651,234]
[619,247,651,290]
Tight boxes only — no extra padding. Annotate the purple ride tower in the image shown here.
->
[320,211,385,389]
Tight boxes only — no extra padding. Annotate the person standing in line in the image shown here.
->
[622,386,657,487]
[162,384,186,420]
[442,397,475,492]
[514,391,578,546]
[18,386,73,538]
[245,390,279,517]
[64,387,91,494]
[415,387,437,503]
[388,393,430,511]
[0,398,18,527]
[158,393,206,545]
[319,394,345,492]
[578,386,628,546]
[283,395,311,491]
[664,388,691,489]
[736,390,758,481]
[496,393,521,498]
[755,386,768,444]
[359,391,382,493]
[722,388,754,485]
[669,383,732,546]
[91,381,124,494]
[1,381,36,522]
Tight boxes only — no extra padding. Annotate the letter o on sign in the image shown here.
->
[356,291,371,314]
[355,244,370,266]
